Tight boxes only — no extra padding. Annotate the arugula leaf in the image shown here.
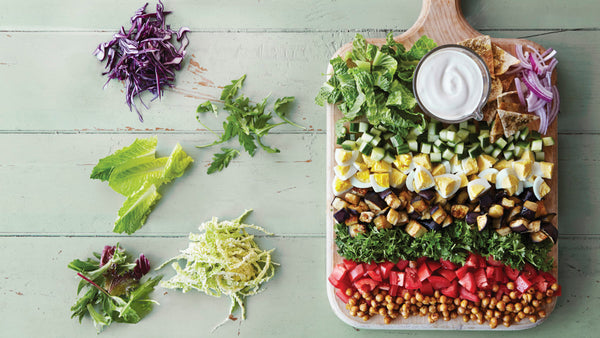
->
[220,74,246,101]
[196,101,219,117]
[91,137,157,181]
[274,96,304,129]
[207,148,240,174]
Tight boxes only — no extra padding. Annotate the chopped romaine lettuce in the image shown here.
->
[90,137,157,181]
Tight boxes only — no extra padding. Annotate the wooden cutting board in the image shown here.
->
[325,0,558,330]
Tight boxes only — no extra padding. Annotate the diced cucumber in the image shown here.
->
[530,131,542,140]
[383,143,393,151]
[396,144,410,154]
[513,130,520,141]
[377,125,388,132]
[383,152,396,164]
[507,143,515,152]
[531,139,543,152]
[483,144,495,154]
[361,132,374,143]
[359,142,373,156]
[503,150,514,160]
[507,135,514,143]
[454,142,465,155]
[430,152,442,163]
[535,151,545,161]
[369,128,382,137]
[348,133,357,141]
[468,133,479,144]
[428,120,441,135]
[456,129,470,142]
[349,122,360,133]
[467,124,477,134]
[439,129,448,142]
[382,132,394,140]
[432,145,441,153]
[491,148,503,158]
[442,149,454,161]
[446,124,457,132]
[341,140,357,151]
[427,133,439,143]
[495,137,508,149]
[336,135,346,145]
[408,139,419,152]
[520,127,530,141]
[513,146,524,158]
[370,147,386,161]
[409,126,425,138]
[479,129,490,138]
[358,122,369,133]
[390,135,405,147]
[468,144,483,158]
[478,135,490,148]
[446,141,457,148]
[542,136,555,146]
[516,140,530,149]
[433,138,443,147]
[459,121,469,130]
[370,136,382,146]
[446,130,457,143]
[421,142,432,154]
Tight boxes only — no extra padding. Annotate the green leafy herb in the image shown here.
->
[316,33,435,136]
[158,210,277,328]
[195,75,303,174]
[68,244,162,333]
[334,220,554,271]
[91,138,193,234]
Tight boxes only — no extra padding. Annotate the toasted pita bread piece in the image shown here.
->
[481,100,497,123]
[458,35,494,77]
[497,91,524,112]
[488,77,503,103]
[490,113,504,143]
[497,109,539,138]
[500,73,516,92]
[493,45,520,76]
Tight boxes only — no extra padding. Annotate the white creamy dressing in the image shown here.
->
[416,48,485,121]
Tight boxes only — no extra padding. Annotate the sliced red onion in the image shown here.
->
[522,72,553,102]
[514,77,526,106]
[515,44,532,69]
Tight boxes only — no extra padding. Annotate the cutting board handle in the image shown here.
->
[399,0,481,45]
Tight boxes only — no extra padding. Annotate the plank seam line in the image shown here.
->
[0,130,597,135]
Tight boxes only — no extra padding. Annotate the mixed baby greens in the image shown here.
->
[91,137,193,234]
[195,74,303,174]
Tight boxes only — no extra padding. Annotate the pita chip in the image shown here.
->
[481,100,498,123]
[490,113,504,143]
[492,45,520,76]
[458,35,494,77]
[500,73,516,92]
[488,77,503,102]
[497,91,523,112]
[497,109,539,138]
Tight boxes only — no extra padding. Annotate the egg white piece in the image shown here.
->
[441,160,452,174]
[523,175,537,188]
[370,174,390,193]
[350,171,372,189]
[434,173,461,199]
[533,176,549,200]
[495,168,517,190]
[412,165,435,192]
[478,168,499,184]
[516,180,524,196]
[334,165,358,181]
[334,149,358,166]
[405,170,416,192]
[467,178,491,200]
[332,177,352,196]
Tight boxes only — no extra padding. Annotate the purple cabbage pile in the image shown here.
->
[94,1,190,121]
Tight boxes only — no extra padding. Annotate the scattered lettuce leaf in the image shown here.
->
[109,158,168,196]
[90,137,157,181]
[114,182,161,235]
[162,143,194,182]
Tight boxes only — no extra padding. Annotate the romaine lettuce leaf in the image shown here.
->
[91,137,157,181]
[113,182,161,235]
[108,157,168,196]
[162,143,194,182]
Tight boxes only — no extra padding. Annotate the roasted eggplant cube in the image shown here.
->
[405,220,427,238]
[359,211,375,223]
[406,202,415,214]
[541,213,557,223]
[476,214,488,231]
[509,218,529,233]
[374,215,392,230]
[455,190,469,205]
[384,192,402,209]
[530,231,548,243]
[343,192,361,206]
[417,189,436,201]
[350,187,368,197]
[478,192,494,211]
[451,204,469,219]
[387,208,400,225]
[365,191,387,212]
[465,212,479,225]
[496,227,512,236]
[396,211,410,225]
[501,197,515,209]
[521,200,539,221]
[488,204,504,218]
[431,205,447,224]
[348,200,369,213]
[411,196,429,213]
[491,216,502,229]
[422,219,442,231]
[507,205,522,222]
[541,222,559,243]
[345,214,359,227]
[527,220,541,233]
[398,190,412,209]
[333,209,350,223]
[441,215,453,228]
[349,223,367,237]
[331,197,348,211]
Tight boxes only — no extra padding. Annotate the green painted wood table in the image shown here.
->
[0,1,598,337]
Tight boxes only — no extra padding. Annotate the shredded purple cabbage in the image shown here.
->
[94,1,190,121]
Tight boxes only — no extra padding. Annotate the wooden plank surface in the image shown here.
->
[0,0,598,336]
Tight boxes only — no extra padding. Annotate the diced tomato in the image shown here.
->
[486,266,496,280]
[439,268,457,282]
[328,264,349,289]
[428,275,451,290]
[459,286,479,302]
[427,260,442,272]
[536,281,549,293]
[417,262,432,282]
[531,274,545,286]
[342,259,357,270]
[349,264,366,282]
[440,259,458,270]
[396,260,409,271]
[416,256,429,266]
[335,288,351,303]
[465,253,482,268]
[390,271,405,287]
[474,268,489,289]
[389,285,398,297]
[495,267,508,284]
[458,271,477,293]
[367,269,383,282]
[515,274,533,293]
[366,262,378,271]
[495,287,504,301]
[379,261,395,280]
[455,265,470,280]
[486,256,505,267]
[504,265,520,281]
[441,280,459,298]
[420,279,434,296]
[378,282,390,291]
[354,278,379,293]
[540,271,557,284]
[404,267,421,290]
[521,263,538,280]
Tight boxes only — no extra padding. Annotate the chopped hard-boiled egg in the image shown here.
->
[467,178,491,200]
[450,155,462,173]
[334,165,358,181]
[413,166,435,192]
[456,171,469,188]
[477,154,497,171]
[478,168,499,184]
[371,160,392,173]
[413,153,432,172]
[431,163,447,176]
[332,177,352,196]
[496,168,520,196]
[434,174,461,199]
[390,169,407,188]
[533,176,551,200]
[512,159,533,181]
[532,161,554,179]
[362,153,376,168]
[353,160,369,172]
[394,153,413,173]
[461,157,479,176]
[405,170,415,192]
[493,159,513,171]
[351,170,372,188]
[521,150,535,162]
[335,149,358,166]
[370,173,390,192]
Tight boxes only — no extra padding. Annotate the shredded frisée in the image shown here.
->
[158,210,277,326]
